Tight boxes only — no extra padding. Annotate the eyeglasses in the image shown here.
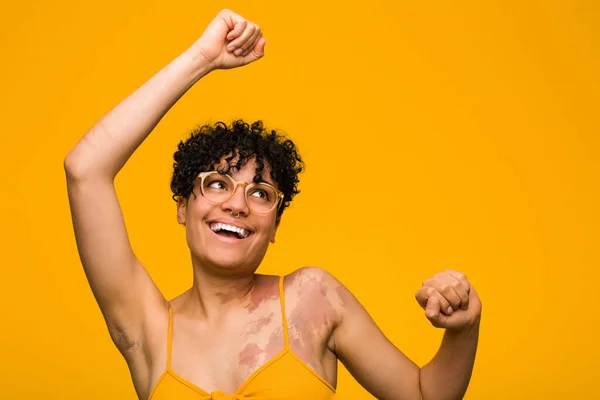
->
[196,171,284,214]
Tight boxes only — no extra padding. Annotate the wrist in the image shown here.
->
[185,43,217,76]
[448,315,481,334]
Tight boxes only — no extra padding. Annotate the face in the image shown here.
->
[177,157,280,274]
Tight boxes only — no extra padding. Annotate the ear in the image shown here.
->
[177,197,187,226]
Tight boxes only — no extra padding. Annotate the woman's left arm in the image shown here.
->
[419,317,480,400]
[328,269,482,400]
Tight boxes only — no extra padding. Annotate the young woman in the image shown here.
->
[65,9,481,400]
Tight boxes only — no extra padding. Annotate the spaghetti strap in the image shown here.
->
[278,275,290,347]
[166,304,173,368]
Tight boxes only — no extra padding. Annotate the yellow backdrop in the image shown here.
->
[1,0,598,399]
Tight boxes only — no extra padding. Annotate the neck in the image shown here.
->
[185,263,258,321]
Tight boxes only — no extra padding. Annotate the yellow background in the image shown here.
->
[1,0,598,398]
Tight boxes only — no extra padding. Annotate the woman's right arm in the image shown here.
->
[64,9,265,352]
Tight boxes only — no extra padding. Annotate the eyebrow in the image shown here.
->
[223,170,276,187]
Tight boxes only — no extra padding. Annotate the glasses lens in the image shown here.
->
[247,183,278,213]
[200,172,279,213]
[201,172,234,203]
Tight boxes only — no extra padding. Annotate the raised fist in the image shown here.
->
[415,270,482,330]
[193,9,266,71]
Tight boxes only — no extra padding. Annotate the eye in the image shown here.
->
[207,180,228,190]
[252,189,268,199]
[249,187,271,201]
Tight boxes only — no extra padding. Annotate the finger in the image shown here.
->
[425,296,440,319]
[426,277,462,311]
[416,286,452,315]
[238,26,261,57]
[440,283,463,311]
[226,20,247,46]
[240,26,262,56]
[448,270,470,293]
[425,297,447,328]
[448,271,470,309]
[229,24,256,55]
[245,37,266,60]
[239,29,260,57]
[421,280,456,313]
[250,37,267,60]
[448,275,469,310]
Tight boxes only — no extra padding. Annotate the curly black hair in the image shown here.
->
[170,120,304,218]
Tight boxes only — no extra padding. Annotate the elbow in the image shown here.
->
[64,151,88,181]
[64,151,103,182]
[64,151,80,180]
[64,148,113,182]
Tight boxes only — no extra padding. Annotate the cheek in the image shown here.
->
[188,195,215,218]
[184,199,215,239]
[257,220,278,243]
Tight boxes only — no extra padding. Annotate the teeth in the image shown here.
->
[210,223,250,238]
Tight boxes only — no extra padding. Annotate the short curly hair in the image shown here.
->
[170,120,304,218]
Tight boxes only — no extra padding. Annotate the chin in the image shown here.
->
[202,251,256,273]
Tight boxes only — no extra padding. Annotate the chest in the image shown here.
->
[174,308,284,388]
[166,299,333,395]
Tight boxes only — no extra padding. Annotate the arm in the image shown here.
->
[64,9,265,180]
[329,269,481,400]
[419,319,480,400]
[416,272,481,400]
[64,9,265,352]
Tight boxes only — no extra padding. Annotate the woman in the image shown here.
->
[65,9,481,400]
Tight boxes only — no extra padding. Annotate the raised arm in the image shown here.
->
[64,9,265,353]
[330,269,481,400]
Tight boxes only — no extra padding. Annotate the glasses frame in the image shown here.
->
[196,171,284,214]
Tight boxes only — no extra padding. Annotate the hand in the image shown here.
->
[192,9,266,71]
[415,270,482,331]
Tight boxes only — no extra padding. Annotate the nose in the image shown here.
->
[221,184,250,216]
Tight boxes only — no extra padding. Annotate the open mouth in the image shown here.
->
[209,222,252,240]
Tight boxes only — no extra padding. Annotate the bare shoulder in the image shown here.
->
[284,266,351,303]
[283,267,353,336]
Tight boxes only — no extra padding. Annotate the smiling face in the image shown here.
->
[177,157,280,275]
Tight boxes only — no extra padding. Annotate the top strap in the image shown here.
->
[166,304,173,368]
[278,275,290,347]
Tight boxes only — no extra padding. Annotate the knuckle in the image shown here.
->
[436,293,448,305]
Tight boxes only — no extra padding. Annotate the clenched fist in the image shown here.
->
[415,270,482,331]
[192,9,266,71]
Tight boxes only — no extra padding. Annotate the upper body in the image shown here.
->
[64,9,481,400]
[146,270,342,400]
